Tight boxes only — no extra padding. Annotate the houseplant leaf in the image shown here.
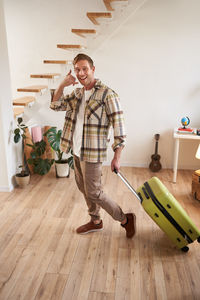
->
[33,158,54,175]
[18,117,23,124]
[44,127,61,152]
[37,140,46,156]
[14,133,21,143]
[67,156,74,169]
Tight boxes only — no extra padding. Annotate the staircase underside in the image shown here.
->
[13,106,24,118]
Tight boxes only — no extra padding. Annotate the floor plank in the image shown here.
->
[0,167,199,299]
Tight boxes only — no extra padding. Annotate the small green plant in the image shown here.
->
[26,140,54,175]
[13,117,29,176]
[44,127,74,169]
[14,118,54,176]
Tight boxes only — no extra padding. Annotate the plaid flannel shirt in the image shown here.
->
[50,79,126,162]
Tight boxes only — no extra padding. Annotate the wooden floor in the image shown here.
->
[0,167,200,300]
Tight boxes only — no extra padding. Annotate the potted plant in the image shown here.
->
[13,117,30,187]
[26,139,54,175]
[44,127,74,178]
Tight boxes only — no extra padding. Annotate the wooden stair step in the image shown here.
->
[57,44,86,51]
[13,96,35,106]
[86,12,112,25]
[13,106,24,118]
[17,85,48,93]
[43,60,72,64]
[71,29,96,38]
[103,0,128,11]
[30,73,60,79]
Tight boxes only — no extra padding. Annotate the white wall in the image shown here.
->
[3,0,200,171]
[0,0,16,191]
[94,0,200,169]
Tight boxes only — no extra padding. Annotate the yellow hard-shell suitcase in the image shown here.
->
[115,170,200,252]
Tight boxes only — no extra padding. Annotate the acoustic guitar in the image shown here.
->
[149,134,162,172]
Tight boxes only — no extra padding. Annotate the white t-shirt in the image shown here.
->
[73,89,93,157]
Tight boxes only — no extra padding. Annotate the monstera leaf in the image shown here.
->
[27,140,54,175]
[44,127,63,162]
[44,127,62,152]
[33,158,54,175]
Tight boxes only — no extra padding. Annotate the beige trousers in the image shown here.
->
[73,155,126,222]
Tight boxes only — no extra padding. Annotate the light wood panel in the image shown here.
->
[13,96,35,106]
[23,127,34,174]
[103,0,128,11]
[13,106,24,117]
[86,12,112,25]
[30,73,60,79]
[71,29,96,38]
[0,168,200,299]
[57,44,86,51]
[17,85,48,93]
[43,60,69,64]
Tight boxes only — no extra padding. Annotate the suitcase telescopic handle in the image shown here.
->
[114,169,142,203]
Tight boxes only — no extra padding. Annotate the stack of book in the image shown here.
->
[177,127,195,134]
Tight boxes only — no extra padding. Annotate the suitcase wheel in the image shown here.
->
[181,246,189,253]
[197,236,200,243]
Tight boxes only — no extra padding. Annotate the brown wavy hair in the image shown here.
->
[73,53,94,68]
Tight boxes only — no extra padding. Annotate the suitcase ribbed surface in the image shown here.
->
[137,177,200,249]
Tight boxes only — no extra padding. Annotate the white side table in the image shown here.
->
[173,129,200,183]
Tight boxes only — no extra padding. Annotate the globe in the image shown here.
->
[181,116,190,128]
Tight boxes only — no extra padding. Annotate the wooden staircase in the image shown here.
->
[13,107,24,118]
[43,60,72,65]
[17,85,48,93]
[57,44,86,51]
[14,86,47,119]
[13,96,35,106]
[71,29,96,38]
[103,0,128,11]
[13,0,132,119]
[30,73,60,79]
[86,12,112,25]
[13,96,36,118]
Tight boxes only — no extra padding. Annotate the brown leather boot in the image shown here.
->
[121,213,136,238]
[76,220,103,234]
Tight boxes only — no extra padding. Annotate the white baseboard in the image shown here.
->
[0,184,14,192]
[103,161,195,170]
[103,162,149,168]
